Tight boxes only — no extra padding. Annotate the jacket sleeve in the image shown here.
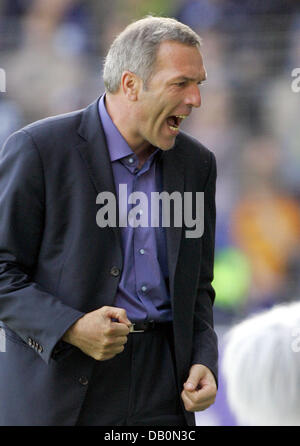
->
[192,151,218,385]
[0,130,84,364]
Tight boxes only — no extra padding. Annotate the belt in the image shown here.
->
[129,320,171,333]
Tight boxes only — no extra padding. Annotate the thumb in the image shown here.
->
[184,365,205,392]
[103,306,131,326]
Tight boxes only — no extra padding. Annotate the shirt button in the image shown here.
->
[141,285,147,293]
[110,266,120,277]
[139,249,145,255]
[128,157,134,164]
[79,376,89,386]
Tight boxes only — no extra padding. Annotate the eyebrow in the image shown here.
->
[170,75,207,84]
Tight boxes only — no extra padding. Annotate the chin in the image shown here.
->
[157,138,176,151]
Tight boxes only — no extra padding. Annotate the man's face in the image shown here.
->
[135,40,207,150]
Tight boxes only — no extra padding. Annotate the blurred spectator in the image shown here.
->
[1,0,98,121]
[262,13,300,195]
[222,301,300,425]
[230,136,300,308]
[0,0,93,53]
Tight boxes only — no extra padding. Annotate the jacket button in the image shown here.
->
[79,376,89,386]
[110,266,120,277]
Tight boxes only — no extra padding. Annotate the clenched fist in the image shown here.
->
[62,306,131,361]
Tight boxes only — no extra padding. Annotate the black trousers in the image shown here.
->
[76,324,189,426]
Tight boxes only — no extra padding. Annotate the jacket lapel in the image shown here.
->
[76,97,122,251]
[77,97,116,196]
[160,143,185,299]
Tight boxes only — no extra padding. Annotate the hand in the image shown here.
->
[181,364,217,412]
[62,306,131,361]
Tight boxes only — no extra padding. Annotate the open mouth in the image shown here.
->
[166,115,187,132]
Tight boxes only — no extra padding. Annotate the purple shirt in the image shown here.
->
[98,95,171,323]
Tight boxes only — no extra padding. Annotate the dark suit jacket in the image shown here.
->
[0,97,218,426]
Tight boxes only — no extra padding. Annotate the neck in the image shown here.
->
[105,93,154,164]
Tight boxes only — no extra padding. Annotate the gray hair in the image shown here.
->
[222,301,300,426]
[103,16,202,93]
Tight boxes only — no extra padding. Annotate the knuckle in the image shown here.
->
[185,401,194,412]
[101,337,108,345]
[102,338,111,348]
[120,336,128,345]
[116,345,124,354]
[103,326,112,337]
[210,385,217,395]
[97,350,115,361]
[201,402,211,411]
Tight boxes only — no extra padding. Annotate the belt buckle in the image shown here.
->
[129,323,145,333]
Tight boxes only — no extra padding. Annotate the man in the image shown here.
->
[0,16,218,426]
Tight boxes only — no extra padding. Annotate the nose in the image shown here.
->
[184,84,201,108]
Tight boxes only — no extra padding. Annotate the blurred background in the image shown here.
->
[0,0,300,426]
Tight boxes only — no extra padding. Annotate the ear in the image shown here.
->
[121,71,142,101]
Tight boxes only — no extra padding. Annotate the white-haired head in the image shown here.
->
[222,301,300,426]
[103,16,202,93]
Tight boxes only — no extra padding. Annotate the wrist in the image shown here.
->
[62,316,84,346]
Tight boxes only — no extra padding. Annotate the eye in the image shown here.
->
[175,81,187,87]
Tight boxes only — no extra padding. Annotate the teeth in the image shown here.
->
[175,115,187,119]
[168,125,179,131]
